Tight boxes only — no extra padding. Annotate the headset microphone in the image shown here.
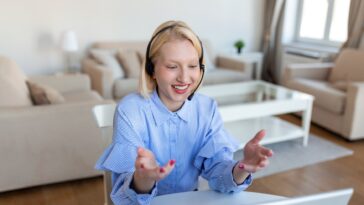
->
[187,64,205,101]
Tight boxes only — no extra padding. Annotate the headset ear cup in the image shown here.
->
[146,61,154,76]
[200,64,205,70]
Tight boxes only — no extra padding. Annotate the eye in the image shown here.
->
[166,65,177,69]
[189,65,198,69]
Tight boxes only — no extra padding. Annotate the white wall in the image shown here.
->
[0,0,264,75]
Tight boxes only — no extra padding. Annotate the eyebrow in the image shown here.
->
[163,58,199,64]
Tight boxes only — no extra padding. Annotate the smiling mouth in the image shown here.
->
[172,84,189,90]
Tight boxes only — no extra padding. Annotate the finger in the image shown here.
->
[137,147,153,158]
[139,160,176,181]
[135,157,149,171]
[258,159,269,168]
[239,163,259,173]
[259,146,273,157]
[258,154,268,161]
[135,166,160,181]
[255,147,272,159]
[249,130,266,144]
[137,156,159,171]
[159,160,176,175]
[156,160,176,180]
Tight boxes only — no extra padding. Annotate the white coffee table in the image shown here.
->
[199,81,314,147]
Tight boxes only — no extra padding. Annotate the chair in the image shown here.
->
[257,188,353,205]
[283,49,364,140]
[92,104,117,205]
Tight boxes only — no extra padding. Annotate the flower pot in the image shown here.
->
[237,47,242,54]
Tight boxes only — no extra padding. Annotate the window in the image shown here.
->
[296,0,350,46]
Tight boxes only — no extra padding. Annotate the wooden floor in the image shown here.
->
[0,115,363,205]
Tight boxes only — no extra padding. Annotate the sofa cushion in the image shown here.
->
[62,90,102,103]
[26,81,65,105]
[90,49,125,79]
[203,68,250,85]
[203,49,216,72]
[328,49,364,83]
[0,56,32,107]
[116,50,141,78]
[286,78,346,114]
[137,51,146,65]
[113,78,139,100]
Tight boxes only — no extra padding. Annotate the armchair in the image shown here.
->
[0,55,113,192]
[282,49,364,140]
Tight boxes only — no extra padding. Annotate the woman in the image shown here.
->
[95,20,273,205]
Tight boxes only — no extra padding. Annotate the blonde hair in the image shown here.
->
[139,20,204,98]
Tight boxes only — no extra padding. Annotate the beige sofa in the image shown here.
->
[82,41,255,100]
[0,56,113,192]
[283,49,364,140]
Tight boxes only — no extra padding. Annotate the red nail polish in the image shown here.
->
[141,164,144,169]
[169,160,176,166]
[160,167,165,173]
[238,163,244,169]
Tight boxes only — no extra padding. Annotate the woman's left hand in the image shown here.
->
[233,130,273,184]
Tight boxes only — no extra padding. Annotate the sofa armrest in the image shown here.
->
[0,100,115,191]
[343,82,364,140]
[28,73,91,93]
[216,56,254,79]
[283,63,334,84]
[82,58,114,99]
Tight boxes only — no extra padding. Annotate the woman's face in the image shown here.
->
[153,39,201,112]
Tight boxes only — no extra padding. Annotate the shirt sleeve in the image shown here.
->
[193,101,252,193]
[95,105,157,205]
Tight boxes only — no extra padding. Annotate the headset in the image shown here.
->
[145,24,205,101]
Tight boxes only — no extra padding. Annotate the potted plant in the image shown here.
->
[234,39,245,54]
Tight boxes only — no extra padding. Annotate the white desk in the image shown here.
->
[151,190,285,205]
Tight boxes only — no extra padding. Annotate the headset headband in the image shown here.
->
[145,23,205,101]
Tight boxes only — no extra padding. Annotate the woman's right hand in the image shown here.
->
[132,147,176,193]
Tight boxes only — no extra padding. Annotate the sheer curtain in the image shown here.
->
[261,0,286,83]
[341,0,364,49]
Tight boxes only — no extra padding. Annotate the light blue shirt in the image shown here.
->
[95,90,252,205]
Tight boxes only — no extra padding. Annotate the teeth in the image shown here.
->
[173,85,188,90]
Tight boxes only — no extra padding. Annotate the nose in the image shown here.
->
[176,67,189,83]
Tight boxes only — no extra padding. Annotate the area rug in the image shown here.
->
[234,134,353,178]
[199,135,353,189]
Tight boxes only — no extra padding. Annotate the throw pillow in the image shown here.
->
[329,81,348,91]
[26,81,65,105]
[137,51,146,65]
[116,50,142,78]
[328,49,364,83]
[90,49,125,79]
[0,56,33,107]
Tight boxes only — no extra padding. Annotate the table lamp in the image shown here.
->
[60,30,79,73]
